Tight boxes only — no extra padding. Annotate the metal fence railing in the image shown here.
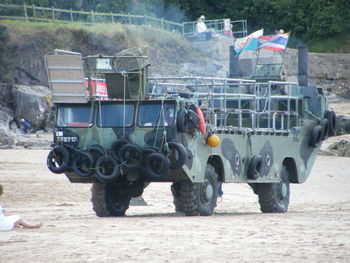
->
[0,3,247,39]
[182,19,247,38]
[0,3,183,33]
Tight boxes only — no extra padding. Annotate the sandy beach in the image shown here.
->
[0,149,349,263]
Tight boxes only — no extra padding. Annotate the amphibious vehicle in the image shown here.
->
[45,47,335,216]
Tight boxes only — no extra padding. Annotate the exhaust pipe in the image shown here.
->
[298,45,308,86]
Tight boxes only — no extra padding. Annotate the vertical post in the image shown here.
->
[229,46,239,78]
[23,4,28,22]
[144,14,147,25]
[91,10,95,24]
[32,4,36,22]
[161,18,164,30]
[70,9,73,22]
[52,6,55,22]
[182,22,185,38]
[298,45,308,86]
[128,13,131,24]
[111,12,114,24]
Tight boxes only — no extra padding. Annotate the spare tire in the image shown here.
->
[325,111,336,137]
[47,145,70,174]
[145,152,170,178]
[309,125,322,148]
[120,144,143,168]
[72,151,94,177]
[111,139,129,160]
[167,142,188,169]
[87,145,106,165]
[247,155,262,180]
[95,156,120,182]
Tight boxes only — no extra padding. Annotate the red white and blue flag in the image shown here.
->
[258,33,290,51]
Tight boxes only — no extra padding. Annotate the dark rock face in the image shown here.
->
[0,128,14,146]
[11,85,52,130]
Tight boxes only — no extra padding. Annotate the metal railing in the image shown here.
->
[182,19,247,38]
[0,3,247,38]
[147,77,300,132]
[0,3,183,33]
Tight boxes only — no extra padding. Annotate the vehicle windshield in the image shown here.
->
[57,104,93,127]
[138,102,175,127]
[97,103,135,127]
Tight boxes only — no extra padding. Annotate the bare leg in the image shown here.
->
[14,219,42,229]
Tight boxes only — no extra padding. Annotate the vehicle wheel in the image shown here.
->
[320,119,329,140]
[179,165,218,216]
[91,182,111,217]
[47,145,70,174]
[91,182,131,217]
[105,183,131,216]
[247,155,262,180]
[170,183,183,212]
[255,166,290,213]
[167,142,187,169]
[309,125,322,148]
[72,151,94,177]
[325,111,337,137]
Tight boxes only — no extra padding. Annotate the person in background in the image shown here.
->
[0,185,42,231]
[20,118,32,134]
[218,183,223,202]
[196,15,208,34]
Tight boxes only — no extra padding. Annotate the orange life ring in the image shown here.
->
[196,107,206,135]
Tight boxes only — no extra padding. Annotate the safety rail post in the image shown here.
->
[161,18,164,30]
[128,13,131,24]
[23,4,28,22]
[144,14,147,25]
[91,10,94,24]
[70,9,73,22]
[32,4,37,22]
[111,12,114,24]
[52,6,55,22]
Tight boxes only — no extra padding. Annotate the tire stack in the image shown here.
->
[46,140,188,182]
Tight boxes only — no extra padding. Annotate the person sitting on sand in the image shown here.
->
[0,185,42,231]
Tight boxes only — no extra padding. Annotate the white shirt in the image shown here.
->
[0,205,21,231]
[196,21,207,33]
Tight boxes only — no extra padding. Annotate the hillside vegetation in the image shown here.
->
[2,0,350,53]
[0,20,212,85]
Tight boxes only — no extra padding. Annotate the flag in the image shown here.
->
[234,29,263,55]
[258,33,290,51]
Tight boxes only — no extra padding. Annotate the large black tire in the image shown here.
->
[119,143,143,168]
[178,165,218,216]
[170,183,183,212]
[325,110,337,137]
[95,156,120,182]
[72,151,94,177]
[91,182,111,217]
[144,152,170,178]
[167,142,188,169]
[111,139,129,160]
[320,119,329,141]
[87,145,106,165]
[47,145,70,174]
[309,125,322,148]
[247,155,262,180]
[91,182,131,217]
[255,166,290,213]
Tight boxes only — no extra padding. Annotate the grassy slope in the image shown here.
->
[0,20,206,83]
[307,34,350,53]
